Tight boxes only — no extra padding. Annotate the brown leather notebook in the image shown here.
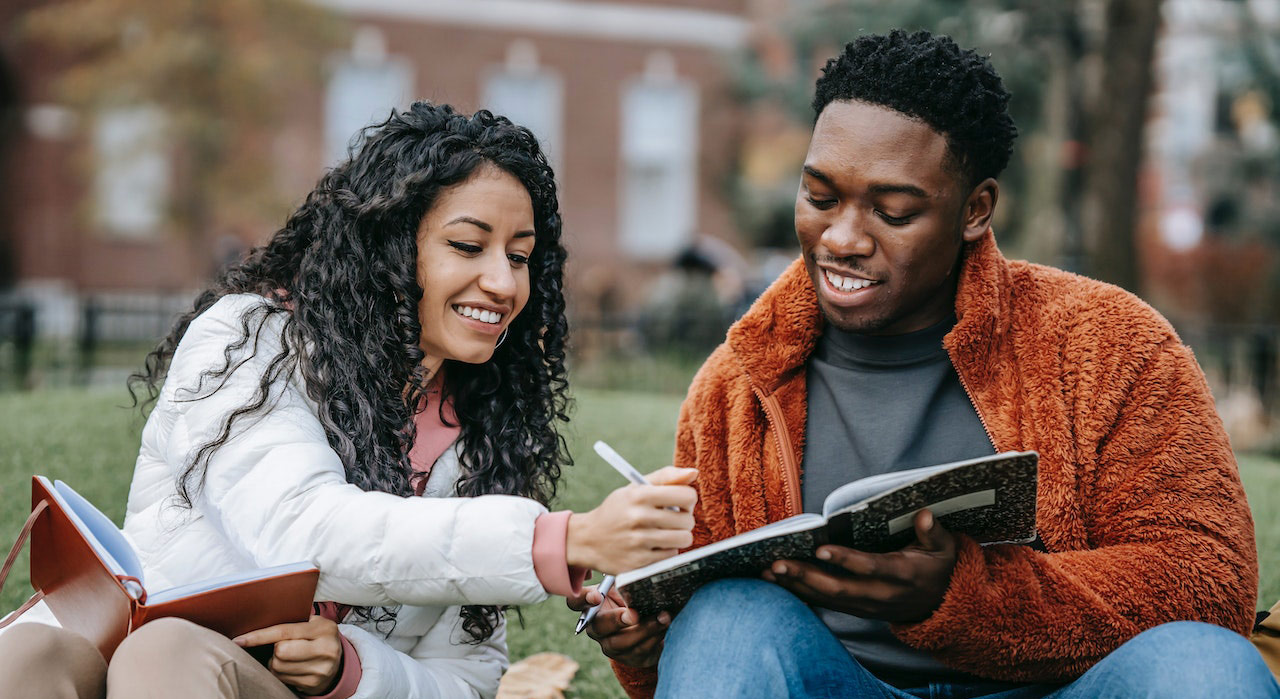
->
[8,476,319,661]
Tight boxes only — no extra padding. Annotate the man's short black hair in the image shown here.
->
[813,29,1017,187]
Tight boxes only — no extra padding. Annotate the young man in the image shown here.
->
[570,30,1277,698]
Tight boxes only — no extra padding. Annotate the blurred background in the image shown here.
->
[2,0,1280,442]
[3,3,1280,694]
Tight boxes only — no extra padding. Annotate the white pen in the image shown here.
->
[574,441,656,635]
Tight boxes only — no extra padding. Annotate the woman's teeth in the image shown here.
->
[453,305,503,324]
[825,269,878,291]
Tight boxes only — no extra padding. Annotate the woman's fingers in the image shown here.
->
[644,466,698,486]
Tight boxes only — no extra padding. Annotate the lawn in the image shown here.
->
[2,388,1278,698]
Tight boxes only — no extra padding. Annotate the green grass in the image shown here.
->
[2,388,1279,698]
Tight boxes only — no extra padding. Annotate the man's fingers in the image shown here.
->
[644,466,698,486]
[565,584,608,612]
[816,546,880,577]
[606,585,627,606]
[584,606,637,639]
[913,509,951,552]
[771,561,853,598]
[598,618,668,655]
[815,546,916,583]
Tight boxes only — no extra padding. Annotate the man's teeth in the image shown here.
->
[825,270,877,291]
[453,305,503,324]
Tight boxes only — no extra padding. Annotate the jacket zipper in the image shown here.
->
[751,384,802,517]
[947,347,999,451]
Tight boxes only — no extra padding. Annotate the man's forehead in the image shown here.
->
[806,100,952,191]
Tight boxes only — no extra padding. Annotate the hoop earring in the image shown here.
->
[494,328,508,349]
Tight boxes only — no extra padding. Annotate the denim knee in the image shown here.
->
[667,578,812,645]
[1094,621,1278,697]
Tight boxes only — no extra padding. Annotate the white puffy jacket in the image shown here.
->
[6,294,552,698]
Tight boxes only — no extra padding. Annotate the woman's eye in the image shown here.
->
[447,241,482,254]
[877,211,915,226]
[806,196,836,210]
[507,253,530,267]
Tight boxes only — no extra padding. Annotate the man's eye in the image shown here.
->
[806,196,836,210]
[507,253,530,267]
[448,241,482,254]
[877,211,915,226]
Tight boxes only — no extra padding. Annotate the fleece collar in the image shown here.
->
[726,229,1010,394]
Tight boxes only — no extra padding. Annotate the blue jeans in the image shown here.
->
[656,579,1279,699]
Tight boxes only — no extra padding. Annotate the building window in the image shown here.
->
[481,40,564,172]
[619,54,698,259]
[325,26,413,164]
[94,106,168,238]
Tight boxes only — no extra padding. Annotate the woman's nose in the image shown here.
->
[477,255,518,298]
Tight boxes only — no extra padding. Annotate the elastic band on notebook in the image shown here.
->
[117,575,146,604]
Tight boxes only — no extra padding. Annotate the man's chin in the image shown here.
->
[819,305,891,335]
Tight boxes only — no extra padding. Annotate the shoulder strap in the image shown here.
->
[0,500,49,630]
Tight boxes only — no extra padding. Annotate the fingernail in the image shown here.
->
[232,637,246,646]
[816,549,831,561]
[923,511,934,529]
[773,563,787,575]
[658,612,671,625]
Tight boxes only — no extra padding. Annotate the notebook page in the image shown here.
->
[52,479,146,598]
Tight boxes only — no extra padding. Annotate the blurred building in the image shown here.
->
[0,0,753,337]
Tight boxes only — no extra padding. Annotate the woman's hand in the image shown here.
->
[566,466,698,574]
[233,615,344,695]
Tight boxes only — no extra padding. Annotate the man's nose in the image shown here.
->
[821,210,875,257]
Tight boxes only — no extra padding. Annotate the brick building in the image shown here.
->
[0,0,755,336]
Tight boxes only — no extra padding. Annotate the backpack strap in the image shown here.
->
[0,500,49,630]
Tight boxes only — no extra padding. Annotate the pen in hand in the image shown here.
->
[574,441,660,635]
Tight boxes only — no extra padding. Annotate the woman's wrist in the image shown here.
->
[565,511,598,570]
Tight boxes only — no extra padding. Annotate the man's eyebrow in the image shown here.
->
[803,167,930,199]
[868,183,930,198]
[802,165,833,184]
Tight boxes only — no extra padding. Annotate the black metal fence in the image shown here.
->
[6,295,1280,420]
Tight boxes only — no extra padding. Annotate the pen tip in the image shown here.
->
[574,619,587,634]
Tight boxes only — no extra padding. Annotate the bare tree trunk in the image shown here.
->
[1081,0,1163,293]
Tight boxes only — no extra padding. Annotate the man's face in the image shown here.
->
[796,100,990,335]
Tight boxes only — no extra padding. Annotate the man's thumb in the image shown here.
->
[915,509,948,551]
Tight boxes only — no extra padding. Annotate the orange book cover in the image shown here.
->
[27,476,318,660]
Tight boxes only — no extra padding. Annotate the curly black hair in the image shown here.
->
[129,102,572,643]
[813,29,1018,187]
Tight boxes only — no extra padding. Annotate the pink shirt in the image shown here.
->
[314,382,584,697]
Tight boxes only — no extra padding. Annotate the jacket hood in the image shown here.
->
[726,229,1010,393]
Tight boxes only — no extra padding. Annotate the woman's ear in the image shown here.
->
[962,178,999,242]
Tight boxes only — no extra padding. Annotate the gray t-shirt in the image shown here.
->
[802,313,995,688]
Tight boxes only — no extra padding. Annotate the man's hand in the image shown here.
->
[566,583,671,668]
[763,509,957,623]
[233,615,344,695]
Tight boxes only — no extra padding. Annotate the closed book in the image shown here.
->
[15,476,318,660]
[616,451,1039,617]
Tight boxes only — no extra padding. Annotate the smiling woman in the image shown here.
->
[0,102,698,699]
[416,165,536,368]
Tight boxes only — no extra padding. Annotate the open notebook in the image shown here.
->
[19,476,319,660]
[616,451,1039,617]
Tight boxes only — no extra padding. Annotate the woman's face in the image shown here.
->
[416,164,536,367]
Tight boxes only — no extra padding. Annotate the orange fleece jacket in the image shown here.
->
[612,231,1258,697]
